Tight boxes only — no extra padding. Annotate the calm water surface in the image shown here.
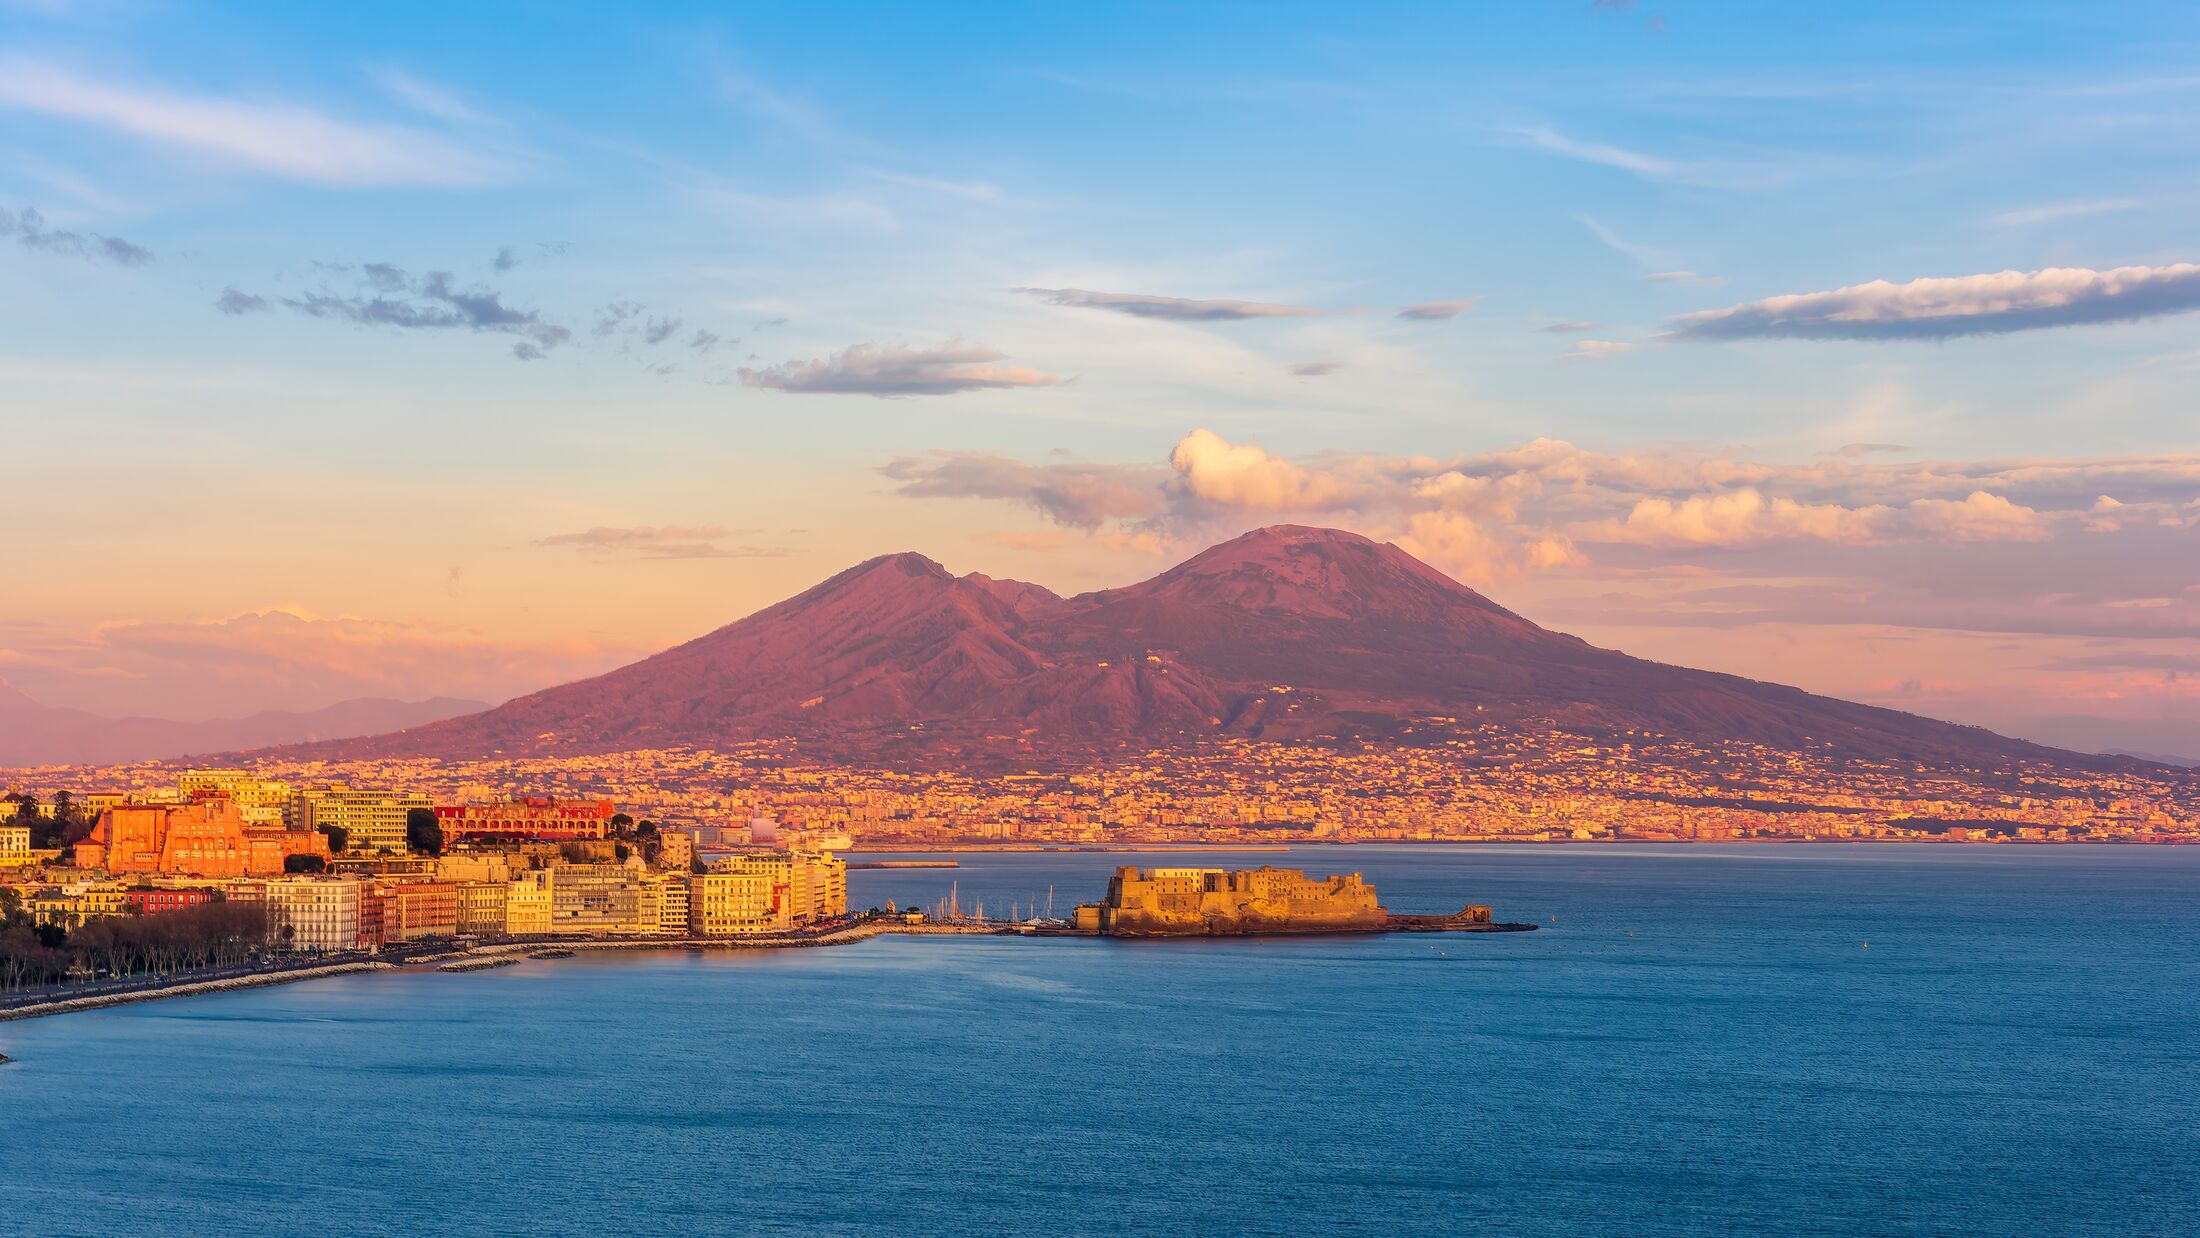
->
[3,844,2195,1236]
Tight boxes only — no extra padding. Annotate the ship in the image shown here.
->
[1071,866,1526,937]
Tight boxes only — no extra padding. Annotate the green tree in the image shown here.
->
[405,807,444,856]
[284,853,327,874]
[318,824,349,853]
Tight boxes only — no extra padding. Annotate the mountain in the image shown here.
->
[305,525,2102,770]
[0,685,487,768]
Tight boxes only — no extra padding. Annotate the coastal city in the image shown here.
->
[13,720,2194,855]
[6,719,2194,988]
[0,766,855,992]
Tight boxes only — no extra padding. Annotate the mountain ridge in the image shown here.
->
[286,525,2132,773]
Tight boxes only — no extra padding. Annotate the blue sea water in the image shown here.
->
[2,844,2196,1236]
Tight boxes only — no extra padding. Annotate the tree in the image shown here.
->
[610,812,635,836]
[405,808,443,856]
[318,824,349,853]
[284,853,327,874]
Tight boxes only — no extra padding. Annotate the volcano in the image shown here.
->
[310,525,2082,768]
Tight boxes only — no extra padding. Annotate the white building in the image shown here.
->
[264,877,362,952]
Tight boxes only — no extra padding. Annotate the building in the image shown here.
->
[0,823,31,868]
[656,829,695,872]
[74,801,328,878]
[505,871,552,935]
[456,880,509,935]
[383,881,459,942]
[436,797,615,843]
[263,877,362,952]
[547,862,645,934]
[689,867,781,936]
[123,887,216,917]
[287,786,434,855]
[689,850,846,936]
[641,873,689,936]
[25,880,126,930]
[180,768,293,827]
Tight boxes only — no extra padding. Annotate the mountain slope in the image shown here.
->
[307,525,2097,770]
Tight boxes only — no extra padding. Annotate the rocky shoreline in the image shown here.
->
[0,961,395,1024]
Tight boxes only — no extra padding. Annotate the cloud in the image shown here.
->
[1668,264,2200,341]
[1560,339,1634,361]
[1644,270,1698,283]
[534,526,786,560]
[0,59,512,187]
[214,288,269,315]
[0,205,152,265]
[1287,360,1343,377]
[367,65,499,128]
[1015,286,1321,321]
[740,342,1062,396]
[1990,198,2151,229]
[688,329,724,352]
[1537,321,1598,333]
[1515,125,1675,177]
[1837,442,1910,457]
[880,451,1167,528]
[278,265,570,360]
[1396,299,1474,321]
[1906,491,2051,542]
[492,245,520,271]
[1396,510,1583,586]
[881,432,2200,641]
[1169,428,1352,512]
[1588,488,1892,547]
[643,316,682,345]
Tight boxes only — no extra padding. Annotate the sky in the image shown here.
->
[2,0,2197,755]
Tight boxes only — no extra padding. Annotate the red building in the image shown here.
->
[75,801,328,878]
[125,887,217,916]
[357,885,388,949]
[434,797,615,842]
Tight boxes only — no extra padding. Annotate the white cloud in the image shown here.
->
[0,60,513,187]
[1670,264,2200,341]
[1560,339,1634,361]
[1169,428,1351,511]
[740,342,1063,396]
[1016,287,1322,321]
[1589,488,1891,547]
[1396,299,1475,321]
[1906,492,2051,541]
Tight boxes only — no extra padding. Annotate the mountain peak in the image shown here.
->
[1110,523,1512,623]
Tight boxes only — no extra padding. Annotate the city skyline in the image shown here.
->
[4,2,2199,757]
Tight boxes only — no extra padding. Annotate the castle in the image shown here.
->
[1076,866,1392,936]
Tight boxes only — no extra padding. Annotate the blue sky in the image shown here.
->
[3,0,2198,753]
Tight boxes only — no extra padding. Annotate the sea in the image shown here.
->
[2,844,2195,1237]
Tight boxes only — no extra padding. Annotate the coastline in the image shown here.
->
[0,961,394,1025]
[0,916,1535,1028]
